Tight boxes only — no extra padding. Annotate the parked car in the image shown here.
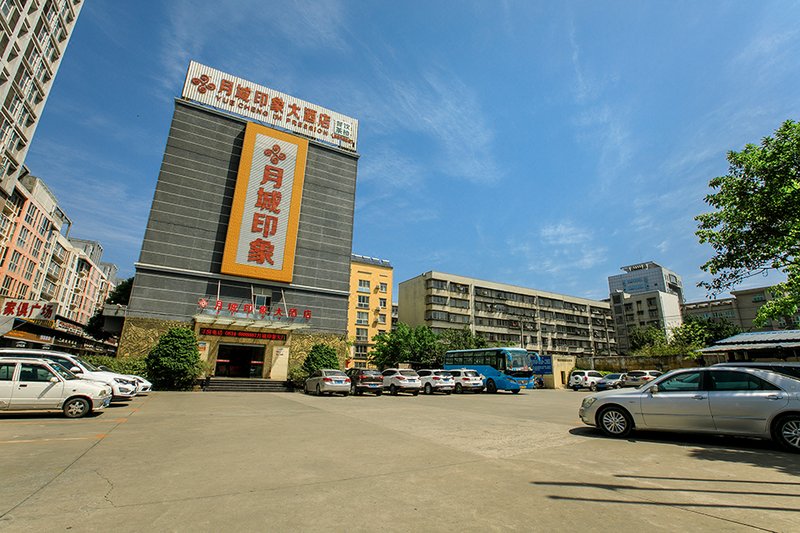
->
[381,368,421,396]
[98,365,152,393]
[622,370,662,388]
[0,349,138,400]
[417,369,455,395]
[569,370,604,391]
[595,373,627,391]
[0,357,112,418]
[713,361,800,380]
[345,368,383,395]
[579,367,800,453]
[447,368,484,393]
[304,369,350,396]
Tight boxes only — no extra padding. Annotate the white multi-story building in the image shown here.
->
[610,289,682,353]
[1,0,83,194]
[399,271,617,357]
[608,261,684,302]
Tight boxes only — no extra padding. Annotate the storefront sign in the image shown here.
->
[199,328,287,341]
[221,123,307,282]
[1,299,55,319]
[530,354,553,375]
[182,61,358,150]
[197,298,312,321]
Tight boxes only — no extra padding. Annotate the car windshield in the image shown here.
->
[325,370,346,376]
[49,362,79,380]
[605,374,620,379]
[627,372,645,377]
[400,370,418,377]
[434,371,452,376]
[465,371,480,377]
[74,357,99,372]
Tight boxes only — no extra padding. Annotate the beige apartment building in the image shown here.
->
[683,285,800,332]
[347,254,392,367]
[1,0,83,194]
[610,289,682,354]
[398,271,617,357]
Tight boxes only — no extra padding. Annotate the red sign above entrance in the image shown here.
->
[199,328,287,341]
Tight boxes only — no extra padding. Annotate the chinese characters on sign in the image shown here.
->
[221,123,308,282]
[199,328,288,341]
[183,61,358,151]
[2,299,55,320]
[197,297,312,322]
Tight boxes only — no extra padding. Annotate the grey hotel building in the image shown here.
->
[122,62,359,380]
[399,271,618,357]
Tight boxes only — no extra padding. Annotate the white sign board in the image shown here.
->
[182,61,358,151]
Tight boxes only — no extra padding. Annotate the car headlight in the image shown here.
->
[581,397,597,409]
[113,378,132,385]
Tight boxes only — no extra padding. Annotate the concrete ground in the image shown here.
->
[0,389,798,532]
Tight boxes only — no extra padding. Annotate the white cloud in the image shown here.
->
[540,221,591,246]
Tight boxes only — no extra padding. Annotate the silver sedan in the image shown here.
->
[578,367,800,453]
[304,369,351,396]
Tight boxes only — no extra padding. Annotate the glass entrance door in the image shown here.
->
[215,345,265,378]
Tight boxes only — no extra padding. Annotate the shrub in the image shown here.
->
[85,355,148,378]
[302,344,340,374]
[145,327,203,390]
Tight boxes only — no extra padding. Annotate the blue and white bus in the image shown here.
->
[443,347,533,393]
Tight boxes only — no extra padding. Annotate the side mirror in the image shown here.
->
[70,367,82,374]
[50,376,60,383]
[649,384,659,394]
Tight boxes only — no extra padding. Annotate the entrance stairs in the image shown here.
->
[202,377,294,393]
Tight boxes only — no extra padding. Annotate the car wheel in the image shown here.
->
[375,390,382,396]
[486,379,497,394]
[597,406,634,438]
[315,384,321,396]
[455,384,463,394]
[411,390,419,396]
[342,392,349,397]
[511,388,520,395]
[63,397,90,418]
[444,390,452,395]
[773,414,800,453]
[424,383,433,395]
[590,383,598,392]
[572,386,580,391]
[390,384,398,396]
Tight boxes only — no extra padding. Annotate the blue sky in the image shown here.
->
[24,1,799,302]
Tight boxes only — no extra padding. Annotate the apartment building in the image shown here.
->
[398,271,617,357]
[1,0,83,194]
[347,254,392,367]
[610,289,682,353]
[608,261,684,302]
[684,285,800,332]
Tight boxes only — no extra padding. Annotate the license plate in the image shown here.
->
[334,381,343,384]
[367,383,378,387]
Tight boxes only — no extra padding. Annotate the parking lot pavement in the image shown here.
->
[1,390,798,532]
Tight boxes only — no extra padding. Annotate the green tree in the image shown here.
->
[84,310,111,341]
[696,119,800,326]
[437,327,488,352]
[107,277,134,305]
[628,325,667,351]
[370,323,415,369]
[302,344,340,373]
[145,327,202,390]
[412,325,440,367]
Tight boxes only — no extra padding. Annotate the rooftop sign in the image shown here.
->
[182,61,358,151]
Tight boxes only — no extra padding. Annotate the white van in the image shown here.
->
[0,358,111,417]
[0,349,138,400]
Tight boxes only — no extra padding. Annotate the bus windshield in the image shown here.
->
[505,349,529,369]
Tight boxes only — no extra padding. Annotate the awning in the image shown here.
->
[700,341,800,353]
[194,314,310,331]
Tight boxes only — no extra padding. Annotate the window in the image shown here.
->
[379,282,387,293]
[355,327,368,341]
[16,226,29,248]
[379,298,387,309]
[24,204,37,225]
[19,364,56,382]
[357,295,369,309]
[8,250,21,272]
[1,0,13,19]
[0,362,14,380]
[356,311,369,325]
[427,295,447,305]
[23,259,34,280]
[30,238,42,258]
[378,314,386,325]
[709,371,779,391]
[0,276,12,296]
[354,345,368,358]
[358,279,370,293]
[657,372,701,392]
